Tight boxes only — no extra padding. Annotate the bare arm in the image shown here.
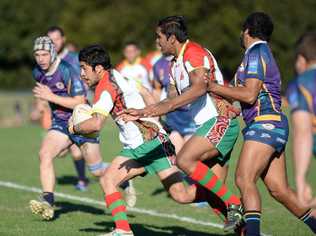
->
[33,82,85,109]
[208,78,263,105]
[71,113,107,134]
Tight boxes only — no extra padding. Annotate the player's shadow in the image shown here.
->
[80,221,236,236]
[53,201,107,220]
[56,175,79,185]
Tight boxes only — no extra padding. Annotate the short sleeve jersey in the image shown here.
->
[170,40,223,125]
[32,59,86,121]
[92,69,164,149]
[235,41,282,125]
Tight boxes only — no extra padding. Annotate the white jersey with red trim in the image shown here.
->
[170,40,223,125]
[92,69,164,149]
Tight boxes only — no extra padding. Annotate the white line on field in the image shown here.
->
[0,180,271,236]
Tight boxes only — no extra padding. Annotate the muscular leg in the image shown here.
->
[100,156,145,233]
[169,131,185,154]
[70,144,88,189]
[39,130,72,193]
[235,141,275,236]
[262,152,316,233]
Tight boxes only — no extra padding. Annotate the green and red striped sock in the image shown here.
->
[190,161,240,206]
[105,192,131,232]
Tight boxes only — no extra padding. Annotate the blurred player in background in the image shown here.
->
[287,32,316,208]
[46,26,88,191]
[209,12,316,235]
[29,36,105,220]
[116,42,156,105]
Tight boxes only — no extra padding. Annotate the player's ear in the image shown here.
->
[95,65,103,74]
[295,54,308,74]
[169,34,177,44]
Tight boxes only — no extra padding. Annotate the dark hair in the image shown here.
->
[296,31,316,61]
[157,16,188,43]
[79,45,112,70]
[124,41,140,49]
[47,26,65,36]
[242,12,273,42]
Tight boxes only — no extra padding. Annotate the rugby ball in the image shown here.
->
[72,104,98,138]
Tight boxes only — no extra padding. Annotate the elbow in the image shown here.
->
[244,94,257,105]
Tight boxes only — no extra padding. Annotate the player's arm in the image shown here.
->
[71,113,107,134]
[126,67,207,118]
[292,111,313,185]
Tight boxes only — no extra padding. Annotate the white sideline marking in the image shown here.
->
[0,180,271,236]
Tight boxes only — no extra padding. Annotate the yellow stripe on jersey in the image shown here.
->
[299,85,314,113]
[254,114,281,122]
[260,56,267,77]
[262,84,278,113]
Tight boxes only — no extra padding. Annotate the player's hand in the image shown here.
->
[116,113,140,122]
[296,178,314,208]
[33,82,54,102]
[206,80,217,92]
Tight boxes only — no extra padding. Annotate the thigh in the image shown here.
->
[40,130,72,158]
[169,131,185,154]
[236,140,275,181]
[261,152,289,190]
[70,144,82,160]
[80,143,102,165]
[104,156,146,185]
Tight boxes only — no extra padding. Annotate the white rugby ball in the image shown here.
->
[72,104,98,138]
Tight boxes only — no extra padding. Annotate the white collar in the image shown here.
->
[58,48,69,59]
[307,64,316,71]
[245,40,267,54]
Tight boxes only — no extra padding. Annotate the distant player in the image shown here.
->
[71,44,245,236]
[47,26,88,190]
[123,16,243,232]
[208,12,316,235]
[287,32,316,208]
[116,42,156,105]
[30,37,109,220]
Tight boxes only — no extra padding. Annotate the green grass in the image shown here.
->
[0,117,315,236]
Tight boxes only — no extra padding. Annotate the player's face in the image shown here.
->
[295,55,308,75]
[48,31,65,53]
[80,62,98,87]
[156,27,173,56]
[123,45,140,63]
[34,50,51,70]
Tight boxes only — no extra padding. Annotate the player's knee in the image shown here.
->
[176,154,190,172]
[169,188,190,204]
[235,172,248,190]
[268,185,290,202]
[88,162,108,177]
[38,149,54,163]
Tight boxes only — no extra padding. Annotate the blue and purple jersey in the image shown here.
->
[60,49,80,74]
[235,41,282,125]
[153,56,171,89]
[32,59,86,121]
[287,67,316,153]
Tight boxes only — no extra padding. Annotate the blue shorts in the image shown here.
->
[165,111,197,137]
[242,114,289,153]
[50,118,100,146]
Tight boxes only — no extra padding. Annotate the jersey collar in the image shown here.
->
[245,40,267,54]
[58,48,69,60]
[177,40,189,59]
[45,57,61,76]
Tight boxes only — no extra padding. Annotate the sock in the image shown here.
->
[190,161,240,206]
[105,192,131,232]
[193,183,227,221]
[73,159,87,182]
[300,209,316,233]
[120,180,130,190]
[42,192,54,206]
[244,211,261,236]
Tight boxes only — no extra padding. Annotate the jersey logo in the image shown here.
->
[248,56,259,74]
[56,82,65,90]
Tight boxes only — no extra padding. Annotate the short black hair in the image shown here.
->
[47,26,65,36]
[296,31,316,61]
[242,12,273,42]
[79,45,112,70]
[124,41,140,48]
[157,15,188,43]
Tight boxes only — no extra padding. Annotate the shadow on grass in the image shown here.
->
[80,220,235,236]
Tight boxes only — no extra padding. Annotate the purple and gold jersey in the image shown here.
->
[235,41,282,125]
[32,59,86,121]
[287,67,316,153]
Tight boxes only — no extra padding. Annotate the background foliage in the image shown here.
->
[1,0,316,91]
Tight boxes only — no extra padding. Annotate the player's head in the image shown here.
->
[156,16,188,56]
[123,41,141,64]
[79,44,112,87]
[47,26,66,54]
[295,31,316,74]
[240,12,273,49]
[33,36,57,70]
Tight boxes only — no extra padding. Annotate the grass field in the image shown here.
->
[0,113,315,235]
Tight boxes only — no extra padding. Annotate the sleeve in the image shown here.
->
[92,82,116,117]
[32,68,40,82]
[245,47,265,81]
[286,80,310,113]
[183,47,214,73]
